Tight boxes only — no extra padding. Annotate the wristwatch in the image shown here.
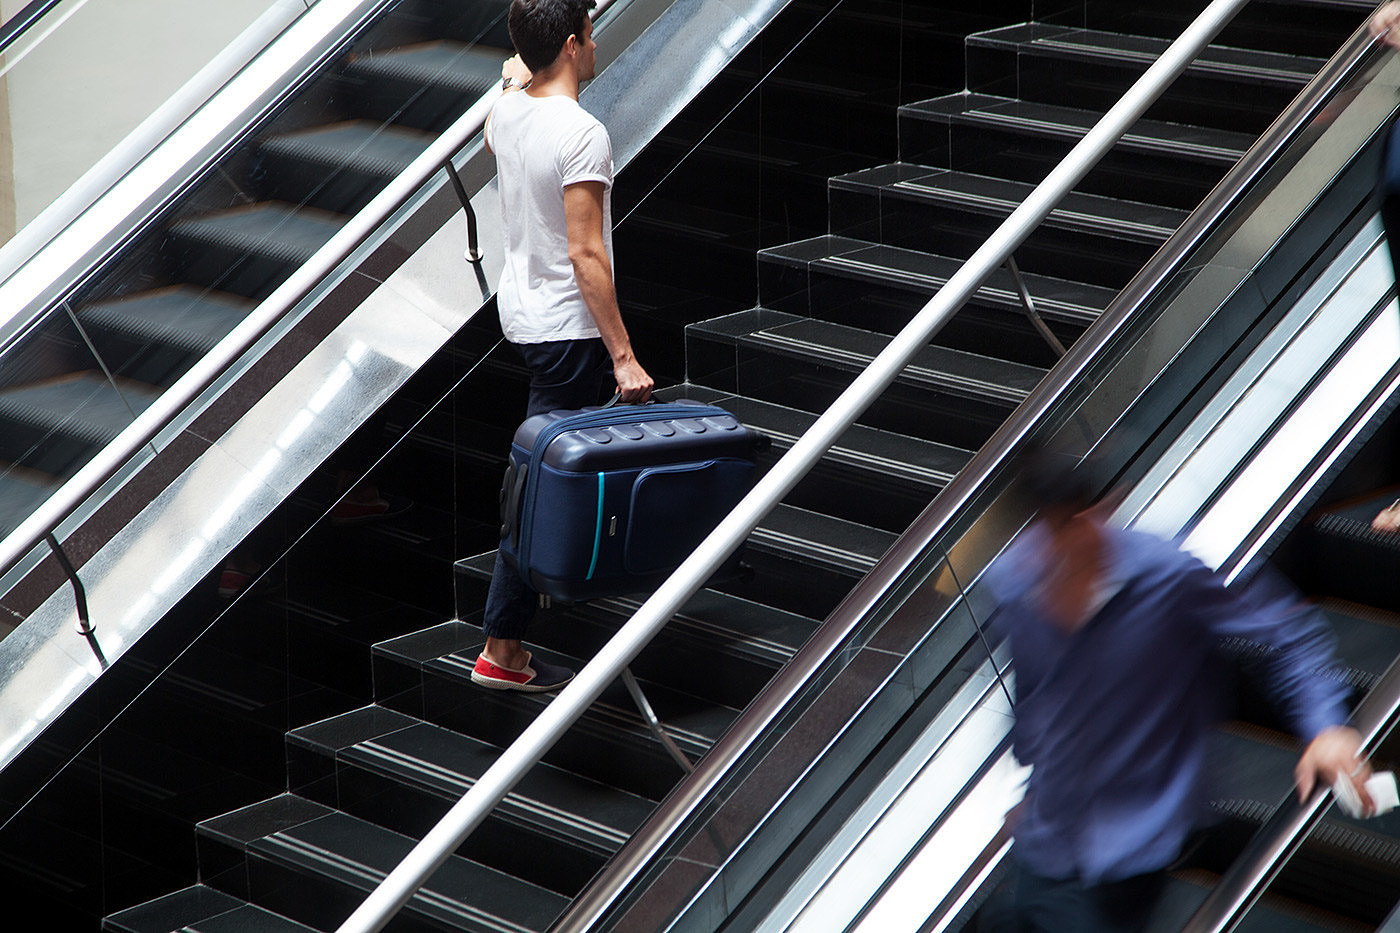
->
[502,75,526,92]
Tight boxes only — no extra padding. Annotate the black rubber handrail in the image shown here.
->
[0,0,62,58]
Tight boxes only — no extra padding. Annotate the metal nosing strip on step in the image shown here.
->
[358,741,631,849]
[602,599,799,662]
[969,111,1243,161]
[268,832,385,886]
[820,256,1099,324]
[748,527,880,572]
[751,331,1030,404]
[587,702,714,749]
[757,426,949,485]
[272,831,541,933]
[1032,37,1316,82]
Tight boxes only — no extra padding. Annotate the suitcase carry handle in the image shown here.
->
[506,461,529,549]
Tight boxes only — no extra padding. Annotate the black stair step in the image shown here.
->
[454,552,820,689]
[288,705,654,895]
[688,309,1042,452]
[104,884,316,933]
[829,163,1186,286]
[965,24,1321,132]
[747,501,896,579]
[260,120,434,214]
[343,41,507,133]
[197,794,570,933]
[901,93,1252,167]
[167,202,347,299]
[898,92,1249,209]
[721,391,971,488]
[79,286,252,353]
[373,621,740,798]
[758,234,1110,330]
[971,23,1321,88]
[727,310,1045,405]
[1090,0,1371,59]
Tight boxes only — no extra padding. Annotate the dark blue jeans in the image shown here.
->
[482,338,611,641]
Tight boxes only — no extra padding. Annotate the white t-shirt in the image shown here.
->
[486,92,614,344]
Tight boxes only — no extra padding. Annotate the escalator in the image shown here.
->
[0,0,1378,931]
[0,0,515,545]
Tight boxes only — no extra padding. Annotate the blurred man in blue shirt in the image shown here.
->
[983,449,1372,932]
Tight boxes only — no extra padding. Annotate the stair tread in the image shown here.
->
[80,285,252,352]
[717,391,972,487]
[104,884,316,933]
[262,120,434,176]
[719,312,1047,405]
[346,40,505,93]
[901,92,1254,164]
[832,163,1188,242]
[969,23,1323,84]
[377,621,741,758]
[200,794,570,931]
[289,705,654,853]
[749,501,898,575]
[0,371,159,444]
[169,202,347,263]
[760,234,1111,326]
[454,554,821,668]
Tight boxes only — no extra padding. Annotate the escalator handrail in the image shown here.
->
[329,2,1273,931]
[0,0,61,57]
[0,0,611,588]
[1183,583,1400,932]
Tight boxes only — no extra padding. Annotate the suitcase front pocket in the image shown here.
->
[624,459,755,574]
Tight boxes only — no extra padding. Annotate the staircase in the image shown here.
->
[90,0,1382,930]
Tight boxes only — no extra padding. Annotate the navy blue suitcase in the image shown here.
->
[499,400,763,601]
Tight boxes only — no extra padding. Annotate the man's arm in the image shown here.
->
[1372,2,1400,49]
[564,179,653,402]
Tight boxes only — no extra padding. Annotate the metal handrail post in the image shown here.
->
[333,1,1252,929]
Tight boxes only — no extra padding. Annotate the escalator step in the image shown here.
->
[0,371,159,446]
[261,121,433,177]
[80,286,251,353]
[260,121,435,214]
[197,794,570,933]
[0,465,56,539]
[1317,600,1400,695]
[104,884,315,932]
[344,41,504,95]
[169,202,347,266]
[288,704,653,894]
[1306,491,1400,610]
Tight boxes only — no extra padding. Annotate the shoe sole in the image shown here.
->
[470,669,574,692]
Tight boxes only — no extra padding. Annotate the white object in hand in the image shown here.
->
[1333,770,1399,818]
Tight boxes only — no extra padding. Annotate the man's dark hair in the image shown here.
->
[1010,443,1100,517]
[509,0,597,73]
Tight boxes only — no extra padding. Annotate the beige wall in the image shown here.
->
[0,0,285,239]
